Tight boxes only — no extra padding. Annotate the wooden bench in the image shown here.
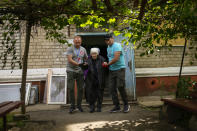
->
[161,98,197,115]
[0,101,22,131]
[161,90,197,115]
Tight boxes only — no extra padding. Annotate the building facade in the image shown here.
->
[1,26,197,101]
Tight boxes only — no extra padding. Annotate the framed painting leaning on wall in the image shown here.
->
[48,75,67,104]
[0,83,31,105]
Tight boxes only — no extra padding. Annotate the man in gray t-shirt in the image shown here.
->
[66,36,87,113]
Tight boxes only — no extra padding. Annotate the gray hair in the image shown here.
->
[90,48,100,54]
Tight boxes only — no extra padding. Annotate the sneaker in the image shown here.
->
[69,107,75,114]
[123,105,130,113]
[110,106,121,113]
[77,106,84,112]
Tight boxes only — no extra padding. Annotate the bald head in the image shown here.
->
[73,36,82,48]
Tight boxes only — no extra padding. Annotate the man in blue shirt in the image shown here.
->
[104,34,130,113]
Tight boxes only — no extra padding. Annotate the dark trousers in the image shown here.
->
[109,68,128,107]
[67,71,84,108]
[88,84,103,109]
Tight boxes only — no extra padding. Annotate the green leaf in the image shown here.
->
[124,32,132,38]
[94,23,99,28]
[108,18,116,24]
[113,31,121,36]
[86,20,93,25]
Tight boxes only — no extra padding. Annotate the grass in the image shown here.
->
[0,113,25,130]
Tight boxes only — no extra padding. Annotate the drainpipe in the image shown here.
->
[179,38,187,79]
[131,43,137,101]
[176,38,187,97]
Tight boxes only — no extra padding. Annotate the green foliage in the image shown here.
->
[120,0,197,57]
[0,15,22,69]
[0,113,24,130]
[0,0,197,68]
[176,77,194,99]
[0,0,130,69]
[0,114,13,130]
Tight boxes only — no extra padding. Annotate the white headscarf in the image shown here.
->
[90,48,100,54]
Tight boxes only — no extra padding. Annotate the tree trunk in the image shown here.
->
[21,20,32,114]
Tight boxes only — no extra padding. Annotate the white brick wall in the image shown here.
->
[1,25,197,69]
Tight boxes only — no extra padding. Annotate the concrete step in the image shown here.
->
[137,95,175,108]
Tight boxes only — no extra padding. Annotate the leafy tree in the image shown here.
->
[0,0,130,114]
[124,0,197,97]
[0,0,197,112]
[123,0,197,76]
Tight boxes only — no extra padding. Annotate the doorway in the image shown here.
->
[79,34,111,98]
[80,35,108,60]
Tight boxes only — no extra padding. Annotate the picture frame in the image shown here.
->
[0,83,31,105]
[48,75,67,104]
[25,83,32,105]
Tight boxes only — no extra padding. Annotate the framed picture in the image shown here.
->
[0,83,31,105]
[48,75,67,104]
[0,83,21,103]
[25,83,32,105]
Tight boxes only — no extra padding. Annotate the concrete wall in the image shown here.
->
[136,66,197,96]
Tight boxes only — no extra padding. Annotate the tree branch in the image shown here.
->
[138,0,147,20]
[133,0,139,8]
[103,0,113,12]
[91,0,97,11]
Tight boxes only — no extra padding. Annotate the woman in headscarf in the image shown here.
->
[85,48,108,113]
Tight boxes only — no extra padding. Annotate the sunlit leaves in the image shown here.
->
[1,0,197,69]
[124,32,132,38]
[94,23,99,28]
[108,18,116,24]
[122,0,197,59]
[113,30,121,36]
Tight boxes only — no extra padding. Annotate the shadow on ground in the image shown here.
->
[11,105,187,131]
[66,118,186,131]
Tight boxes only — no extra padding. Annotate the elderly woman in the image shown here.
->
[85,48,107,113]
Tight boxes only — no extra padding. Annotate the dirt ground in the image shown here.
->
[10,105,187,131]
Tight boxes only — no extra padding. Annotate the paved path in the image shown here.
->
[16,105,186,131]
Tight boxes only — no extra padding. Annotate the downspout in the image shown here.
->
[131,43,136,100]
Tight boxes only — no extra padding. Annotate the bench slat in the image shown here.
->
[0,101,22,117]
[161,98,197,115]
[0,101,12,108]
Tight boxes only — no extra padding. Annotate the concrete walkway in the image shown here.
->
[9,95,188,131]
[13,104,185,131]
[137,95,175,108]
[13,94,175,113]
